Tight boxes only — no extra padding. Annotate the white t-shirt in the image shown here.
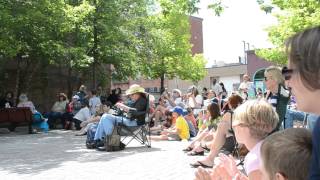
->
[244,141,263,175]
[239,81,250,92]
[89,96,101,115]
[74,107,91,122]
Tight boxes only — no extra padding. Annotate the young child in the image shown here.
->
[260,128,312,180]
[150,106,190,141]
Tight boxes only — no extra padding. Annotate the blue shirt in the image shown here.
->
[309,117,320,179]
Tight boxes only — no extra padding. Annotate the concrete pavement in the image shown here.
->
[0,127,200,180]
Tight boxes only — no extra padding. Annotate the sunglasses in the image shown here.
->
[282,67,295,80]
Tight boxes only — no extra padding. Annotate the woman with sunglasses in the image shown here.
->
[264,66,290,131]
[285,26,320,179]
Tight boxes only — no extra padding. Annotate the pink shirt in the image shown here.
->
[244,141,263,175]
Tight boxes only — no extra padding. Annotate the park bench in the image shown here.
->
[0,107,33,134]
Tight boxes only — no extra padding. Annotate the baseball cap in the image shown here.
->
[170,106,184,116]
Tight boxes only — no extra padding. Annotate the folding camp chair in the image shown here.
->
[118,94,151,148]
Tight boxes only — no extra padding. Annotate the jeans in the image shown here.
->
[284,109,306,129]
[307,114,319,131]
[94,114,137,140]
[46,112,63,129]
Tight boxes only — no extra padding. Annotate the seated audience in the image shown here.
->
[17,93,36,114]
[184,102,221,156]
[76,101,112,136]
[47,93,68,129]
[63,95,82,130]
[72,100,91,130]
[94,84,147,151]
[195,100,278,180]
[187,86,203,116]
[190,94,243,168]
[149,106,190,141]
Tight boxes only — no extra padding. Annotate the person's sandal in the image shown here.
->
[187,151,204,156]
[190,161,213,168]
[182,146,193,152]
[201,144,210,152]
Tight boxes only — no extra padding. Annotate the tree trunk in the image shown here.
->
[160,73,165,94]
[92,0,98,89]
[24,60,40,93]
[14,55,21,105]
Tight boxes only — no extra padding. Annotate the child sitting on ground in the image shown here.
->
[149,106,190,141]
[260,128,312,180]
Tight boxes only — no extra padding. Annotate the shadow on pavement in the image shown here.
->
[0,127,161,175]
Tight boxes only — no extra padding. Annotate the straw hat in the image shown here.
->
[125,84,145,96]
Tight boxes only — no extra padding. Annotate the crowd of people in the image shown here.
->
[0,26,319,179]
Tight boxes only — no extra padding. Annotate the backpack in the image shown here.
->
[104,126,125,152]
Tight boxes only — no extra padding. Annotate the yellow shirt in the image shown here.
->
[175,116,190,140]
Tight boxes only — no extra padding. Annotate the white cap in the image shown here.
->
[72,95,80,99]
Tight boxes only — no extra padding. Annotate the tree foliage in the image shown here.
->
[0,0,207,95]
[256,0,320,65]
[139,0,207,88]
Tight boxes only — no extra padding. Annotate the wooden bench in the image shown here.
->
[0,107,33,134]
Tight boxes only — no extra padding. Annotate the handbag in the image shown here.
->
[104,126,125,152]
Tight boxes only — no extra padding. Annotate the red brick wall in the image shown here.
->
[190,16,203,55]
[247,50,274,79]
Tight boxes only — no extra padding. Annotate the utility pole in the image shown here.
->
[242,40,247,64]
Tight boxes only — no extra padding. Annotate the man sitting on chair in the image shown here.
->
[94,84,147,150]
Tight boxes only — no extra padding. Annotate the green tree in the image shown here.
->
[140,0,207,90]
[255,0,320,65]
[0,0,71,99]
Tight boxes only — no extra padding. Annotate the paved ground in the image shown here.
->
[0,127,200,180]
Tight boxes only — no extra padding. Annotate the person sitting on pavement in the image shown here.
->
[72,99,91,130]
[94,84,147,151]
[195,100,278,180]
[149,96,168,130]
[149,106,190,141]
[260,128,312,180]
[62,95,82,130]
[183,107,198,133]
[183,102,221,156]
[46,93,68,129]
[190,94,243,168]
[203,90,217,108]
[186,86,203,116]
[163,88,184,108]
[75,101,112,136]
